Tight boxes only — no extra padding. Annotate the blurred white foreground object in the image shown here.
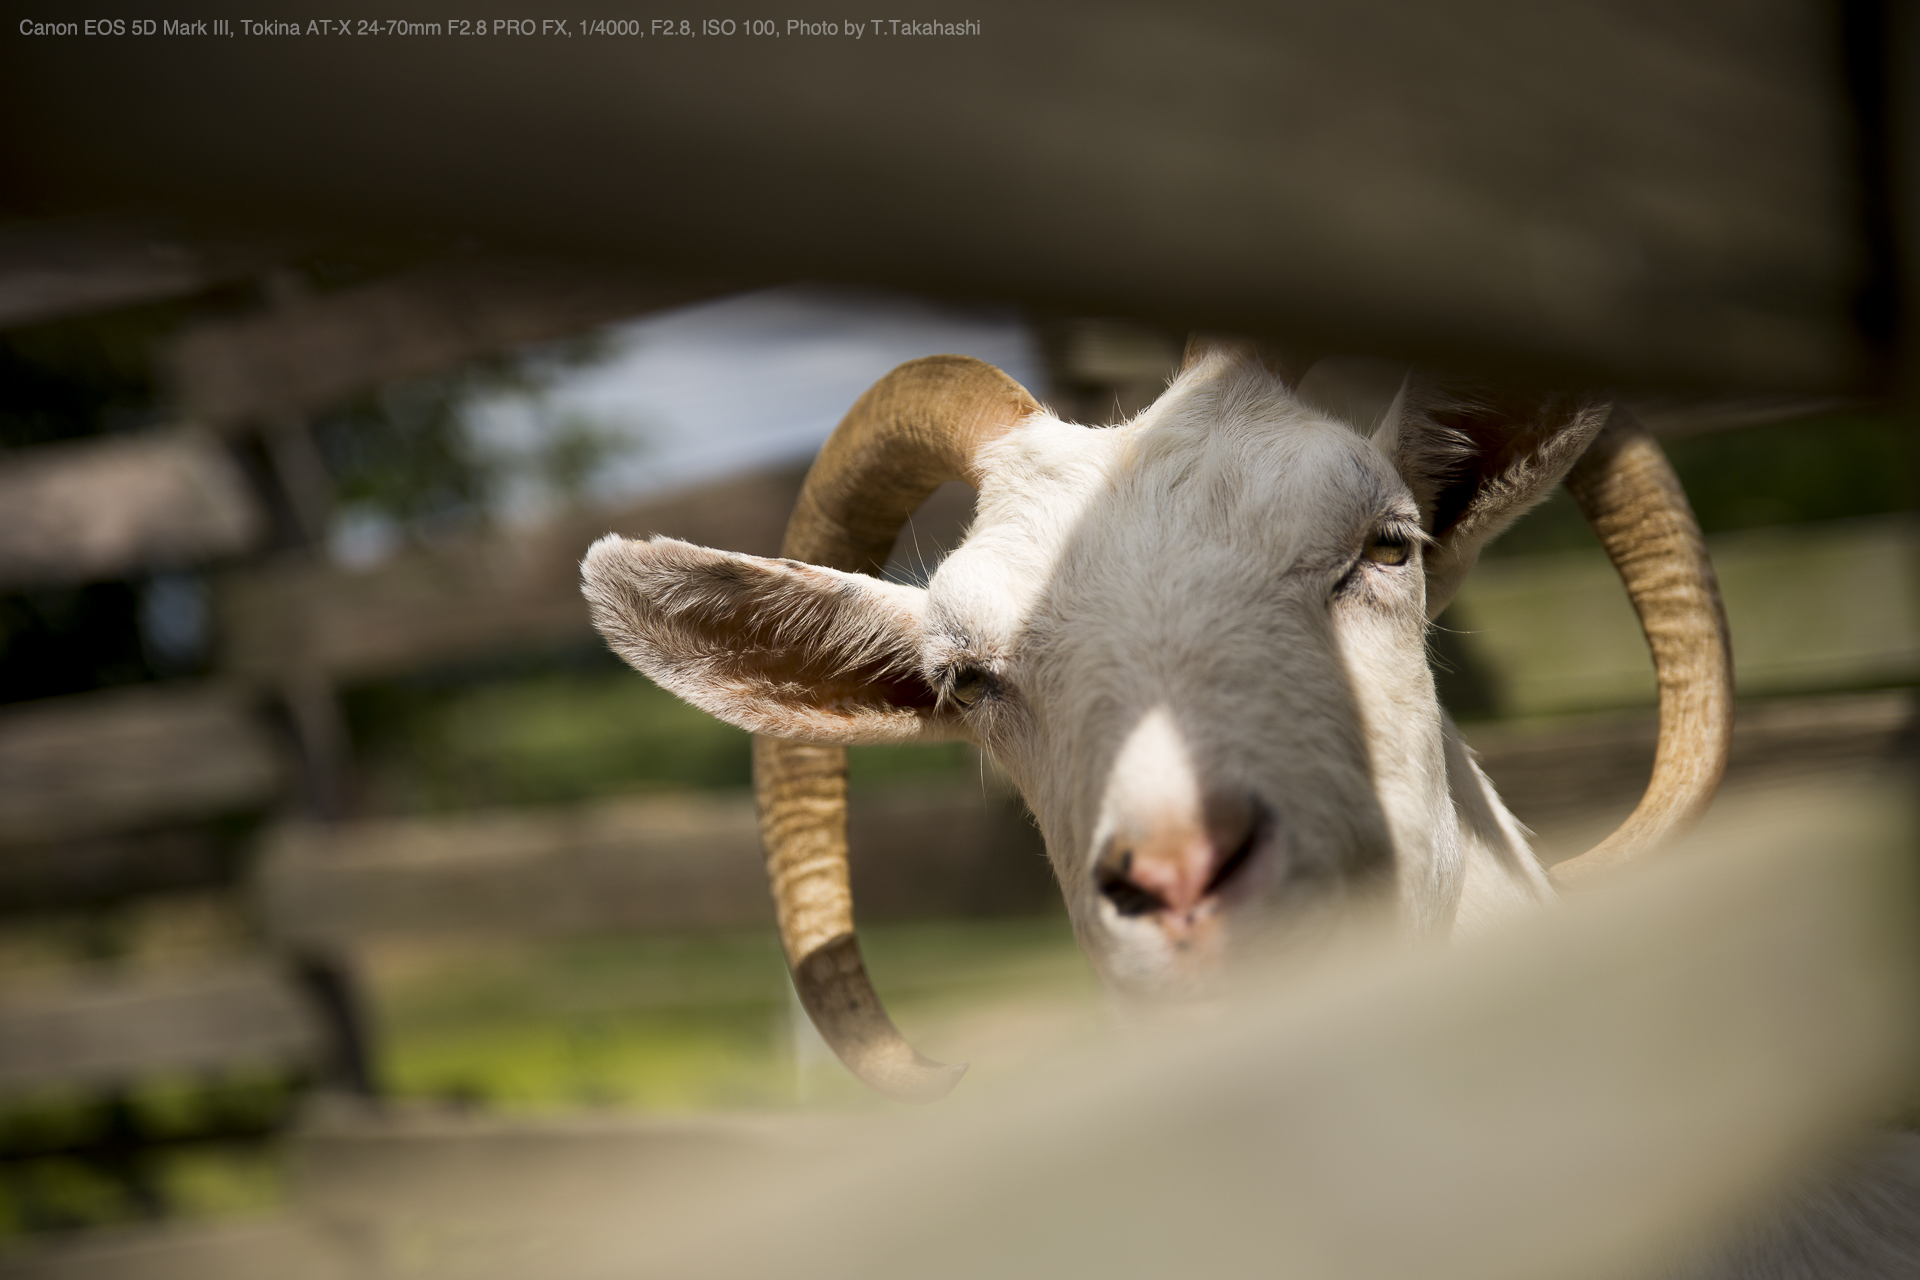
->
[294,773,1904,1280]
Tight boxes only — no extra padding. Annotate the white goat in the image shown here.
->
[583,342,1920,1278]
[581,339,1731,1092]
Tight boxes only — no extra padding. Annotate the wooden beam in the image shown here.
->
[0,965,323,1098]
[3,4,1879,391]
[0,1220,358,1280]
[1298,358,1857,441]
[0,683,285,849]
[1452,516,1920,718]
[1467,690,1916,850]
[0,827,236,914]
[216,465,806,684]
[0,218,300,331]
[163,258,737,429]
[256,785,1051,947]
[0,430,266,590]
[846,784,1057,920]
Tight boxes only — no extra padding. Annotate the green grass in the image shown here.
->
[366,916,1096,1114]
[0,1075,296,1245]
[370,929,795,1111]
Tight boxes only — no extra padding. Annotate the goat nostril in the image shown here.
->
[1097,843,1167,917]
[1099,873,1168,917]
[1095,797,1267,920]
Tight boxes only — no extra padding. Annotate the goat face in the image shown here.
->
[926,373,1448,995]
[584,351,1606,1002]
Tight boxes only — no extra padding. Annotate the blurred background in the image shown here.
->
[0,1,1916,1274]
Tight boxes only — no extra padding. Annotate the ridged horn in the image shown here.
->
[1550,408,1734,888]
[760,355,1042,1101]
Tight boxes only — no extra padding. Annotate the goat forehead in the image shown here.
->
[927,397,1403,648]
[924,416,1117,646]
[1109,420,1396,566]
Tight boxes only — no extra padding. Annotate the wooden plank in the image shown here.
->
[216,465,805,683]
[286,1108,859,1278]
[1466,690,1917,841]
[0,827,235,913]
[0,218,299,331]
[0,1221,358,1280]
[1297,358,1850,441]
[257,793,765,945]
[0,684,285,849]
[257,689,1910,945]
[846,786,1056,919]
[0,964,322,1097]
[163,258,736,429]
[255,785,1051,948]
[1451,514,1920,717]
[3,3,1874,391]
[0,430,265,590]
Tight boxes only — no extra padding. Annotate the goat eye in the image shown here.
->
[949,667,991,707]
[1362,533,1411,566]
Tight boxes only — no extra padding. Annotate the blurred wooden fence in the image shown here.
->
[0,222,1914,1146]
[0,236,1004,1110]
[1454,516,1920,717]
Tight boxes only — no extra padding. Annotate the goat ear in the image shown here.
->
[580,535,957,744]
[1372,382,1611,618]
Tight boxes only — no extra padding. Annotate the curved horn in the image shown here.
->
[1549,408,1734,888]
[760,355,1042,1101]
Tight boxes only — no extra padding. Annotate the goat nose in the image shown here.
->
[1097,792,1262,918]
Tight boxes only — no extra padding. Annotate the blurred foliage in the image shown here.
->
[344,659,750,811]
[0,1145,285,1243]
[1489,412,1917,558]
[376,930,793,1111]
[0,1075,296,1242]
[0,1076,294,1157]
[316,378,495,537]
[314,334,621,549]
[369,916,1095,1114]
[343,655,977,813]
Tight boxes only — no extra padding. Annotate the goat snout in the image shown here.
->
[1097,792,1264,920]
